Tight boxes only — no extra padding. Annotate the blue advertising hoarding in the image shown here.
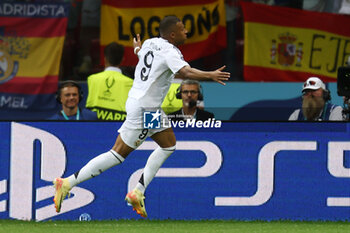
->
[0,122,349,221]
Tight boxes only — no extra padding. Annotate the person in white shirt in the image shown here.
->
[53,15,230,218]
[289,77,343,121]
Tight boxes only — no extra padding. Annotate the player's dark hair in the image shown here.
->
[104,42,124,66]
[159,15,181,37]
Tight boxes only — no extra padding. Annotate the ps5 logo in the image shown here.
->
[0,122,94,221]
[1,122,349,221]
[215,141,350,207]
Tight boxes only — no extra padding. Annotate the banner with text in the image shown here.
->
[0,2,69,110]
[101,0,227,66]
[0,122,349,221]
[241,2,350,82]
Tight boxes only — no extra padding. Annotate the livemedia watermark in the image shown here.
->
[143,110,222,129]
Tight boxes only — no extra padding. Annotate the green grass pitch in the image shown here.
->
[0,220,349,233]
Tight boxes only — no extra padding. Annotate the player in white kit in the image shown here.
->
[53,15,230,218]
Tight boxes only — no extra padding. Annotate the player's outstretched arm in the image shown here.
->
[177,65,230,85]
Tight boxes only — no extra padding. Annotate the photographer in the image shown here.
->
[289,77,343,121]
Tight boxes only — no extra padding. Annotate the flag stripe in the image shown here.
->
[102,0,218,8]
[181,26,227,61]
[2,17,67,37]
[241,2,350,38]
[0,76,58,94]
[244,66,336,83]
[5,36,65,77]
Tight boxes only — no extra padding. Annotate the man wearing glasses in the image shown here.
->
[168,79,215,121]
[289,77,343,121]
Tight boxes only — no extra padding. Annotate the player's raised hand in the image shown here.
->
[211,65,230,85]
[133,34,142,50]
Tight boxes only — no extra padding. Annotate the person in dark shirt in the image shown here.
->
[168,79,214,121]
[48,80,98,120]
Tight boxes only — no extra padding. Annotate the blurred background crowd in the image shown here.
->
[1,0,350,121]
[58,0,349,82]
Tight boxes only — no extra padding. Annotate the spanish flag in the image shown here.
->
[241,2,350,82]
[101,0,226,66]
[0,2,68,109]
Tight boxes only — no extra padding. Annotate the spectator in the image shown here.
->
[48,80,98,120]
[168,79,214,121]
[289,77,343,121]
[85,42,133,121]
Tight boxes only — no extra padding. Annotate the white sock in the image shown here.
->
[67,150,124,187]
[135,145,176,194]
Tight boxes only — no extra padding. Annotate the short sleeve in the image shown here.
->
[165,47,189,74]
[288,109,299,121]
[329,106,344,121]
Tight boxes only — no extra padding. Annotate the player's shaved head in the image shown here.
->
[159,15,181,37]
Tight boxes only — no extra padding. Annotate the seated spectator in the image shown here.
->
[48,80,98,120]
[168,79,214,121]
[289,77,343,121]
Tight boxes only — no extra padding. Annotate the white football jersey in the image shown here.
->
[128,37,189,108]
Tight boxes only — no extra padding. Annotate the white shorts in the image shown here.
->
[118,97,171,149]
[122,97,170,129]
[118,123,169,149]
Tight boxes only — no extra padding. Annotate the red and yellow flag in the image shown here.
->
[0,2,68,93]
[101,0,226,66]
[241,2,350,82]
[0,2,68,110]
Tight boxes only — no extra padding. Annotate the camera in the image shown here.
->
[337,66,350,97]
[337,57,350,120]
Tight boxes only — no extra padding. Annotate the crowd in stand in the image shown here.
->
[60,0,349,82]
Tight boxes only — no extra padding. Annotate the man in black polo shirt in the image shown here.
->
[169,79,214,122]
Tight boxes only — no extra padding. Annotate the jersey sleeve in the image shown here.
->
[329,105,344,121]
[288,109,299,121]
[165,47,189,74]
